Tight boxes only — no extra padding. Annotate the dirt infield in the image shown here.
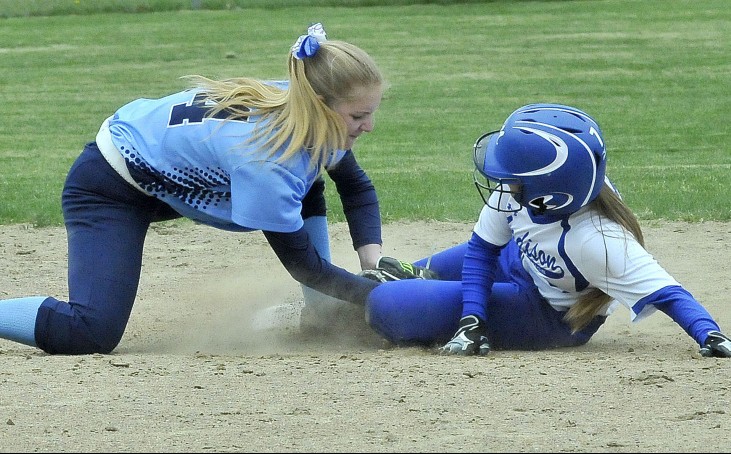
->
[1,220,729,452]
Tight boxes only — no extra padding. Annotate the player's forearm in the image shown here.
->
[263,229,378,305]
[356,243,382,270]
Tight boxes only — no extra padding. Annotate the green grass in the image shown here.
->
[0,0,500,18]
[1,0,729,226]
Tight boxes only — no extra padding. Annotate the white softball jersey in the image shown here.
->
[473,190,680,323]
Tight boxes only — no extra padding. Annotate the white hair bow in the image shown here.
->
[291,22,328,60]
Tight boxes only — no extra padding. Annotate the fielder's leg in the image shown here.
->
[298,214,371,337]
[297,178,367,336]
[300,214,338,310]
[11,143,178,354]
[0,296,46,346]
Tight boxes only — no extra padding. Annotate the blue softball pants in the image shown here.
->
[36,143,331,354]
[35,143,183,354]
[366,240,606,350]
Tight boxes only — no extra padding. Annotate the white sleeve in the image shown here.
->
[473,203,512,247]
[571,224,680,321]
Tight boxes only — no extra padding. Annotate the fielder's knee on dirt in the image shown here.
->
[35,297,126,354]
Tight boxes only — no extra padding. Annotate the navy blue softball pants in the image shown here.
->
[36,143,330,354]
[34,143,182,354]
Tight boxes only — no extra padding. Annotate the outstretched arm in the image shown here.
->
[263,228,378,305]
[653,287,731,357]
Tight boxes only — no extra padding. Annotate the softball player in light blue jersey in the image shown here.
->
[366,104,731,358]
[0,23,394,354]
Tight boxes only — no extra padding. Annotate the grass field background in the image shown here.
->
[0,0,729,226]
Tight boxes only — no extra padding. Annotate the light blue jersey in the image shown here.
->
[105,88,344,233]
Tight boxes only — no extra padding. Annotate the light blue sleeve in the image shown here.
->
[230,161,306,233]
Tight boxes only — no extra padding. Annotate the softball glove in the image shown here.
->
[359,256,439,283]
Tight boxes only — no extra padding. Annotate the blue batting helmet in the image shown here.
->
[473,103,607,216]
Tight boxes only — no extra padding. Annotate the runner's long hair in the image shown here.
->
[563,183,645,332]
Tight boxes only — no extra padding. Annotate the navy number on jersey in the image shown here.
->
[168,93,248,127]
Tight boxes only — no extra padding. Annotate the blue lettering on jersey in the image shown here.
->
[515,232,564,279]
[168,93,248,127]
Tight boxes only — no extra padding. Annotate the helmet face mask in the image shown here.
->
[472,131,524,213]
[472,104,607,217]
[472,167,523,213]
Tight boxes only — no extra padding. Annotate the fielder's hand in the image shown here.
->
[439,315,490,356]
[699,331,731,358]
[359,256,439,283]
